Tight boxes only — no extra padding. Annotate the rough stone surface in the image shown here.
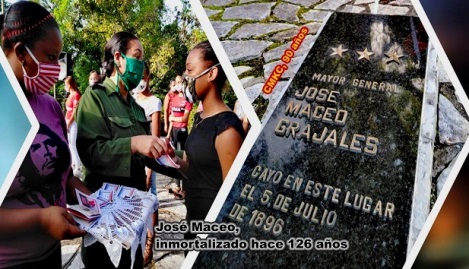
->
[341,4,367,13]
[390,0,413,6]
[61,242,80,267]
[316,0,353,10]
[263,34,315,63]
[269,27,301,41]
[244,83,264,103]
[263,43,291,63]
[437,156,457,196]
[354,0,374,4]
[302,10,331,21]
[222,3,275,21]
[304,22,323,35]
[230,23,296,40]
[210,21,238,38]
[154,251,185,269]
[68,250,85,268]
[221,40,273,63]
[408,41,437,255]
[438,59,451,83]
[240,76,265,89]
[194,14,428,269]
[202,0,418,124]
[294,34,316,56]
[261,80,288,120]
[439,84,468,119]
[234,66,253,76]
[263,56,303,80]
[202,0,236,7]
[369,4,410,15]
[285,0,321,7]
[204,8,223,18]
[439,94,469,145]
[196,0,465,267]
[432,145,462,178]
[273,3,300,22]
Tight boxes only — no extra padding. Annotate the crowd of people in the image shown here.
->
[0,1,248,268]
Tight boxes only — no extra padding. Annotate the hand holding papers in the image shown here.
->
[67,190,101,221]
[156,137,180,169]
[156,154,180,168]
[72,183,157,267]
[71,183,157,247]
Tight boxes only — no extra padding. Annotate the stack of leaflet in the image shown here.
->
[68,183,158,268]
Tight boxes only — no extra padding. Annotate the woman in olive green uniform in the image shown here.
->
[76,31,169,269]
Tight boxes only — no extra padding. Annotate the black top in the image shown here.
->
[184,111,245,220]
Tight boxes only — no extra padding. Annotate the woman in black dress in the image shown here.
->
[173,41,245,229]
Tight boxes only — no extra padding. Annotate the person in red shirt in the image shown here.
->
[163,76,182,137]
[168,79,192,150]
[64,76,82,177]
[166,77,191,199]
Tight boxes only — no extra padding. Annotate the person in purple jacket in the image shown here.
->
[0,2,90,268]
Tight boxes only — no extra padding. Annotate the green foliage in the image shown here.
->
[38,0,234,130]
[42,0,205,93]
[223,87,237,110]
[253,95,269,119]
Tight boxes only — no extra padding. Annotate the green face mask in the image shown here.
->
[116,53,144,91]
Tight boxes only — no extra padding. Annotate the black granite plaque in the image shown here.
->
[194,12,429,268]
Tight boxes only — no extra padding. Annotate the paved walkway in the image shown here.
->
[61,173,186,269]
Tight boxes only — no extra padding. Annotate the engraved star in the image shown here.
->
[330,45,348,57]
[384,50,405,65]
[356,48,374,61]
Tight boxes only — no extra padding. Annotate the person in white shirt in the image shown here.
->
[133,62,162,266]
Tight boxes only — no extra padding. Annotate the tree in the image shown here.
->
[41,0,205,94]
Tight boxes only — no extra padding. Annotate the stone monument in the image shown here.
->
[194,12,429,268]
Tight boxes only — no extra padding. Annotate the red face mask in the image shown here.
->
[22,46,61,95]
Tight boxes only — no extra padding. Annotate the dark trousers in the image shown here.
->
[4,246,61,269]
[170,127,188,150]
[81,240,143,269]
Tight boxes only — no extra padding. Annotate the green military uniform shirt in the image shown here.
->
[76,77,149,192]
